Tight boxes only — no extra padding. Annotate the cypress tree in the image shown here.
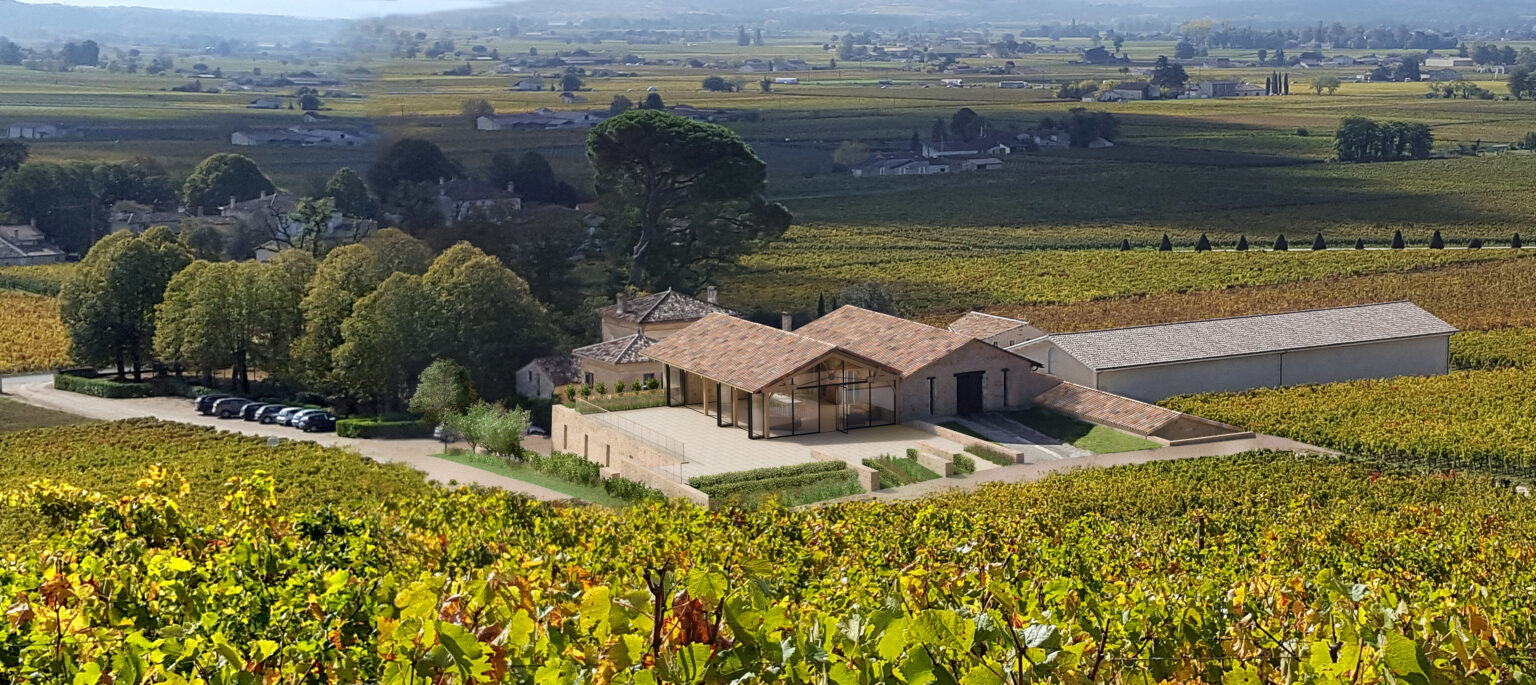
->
[1354,238,1366,250]
[1159,234,1173,251]
[1195,233,1211,252]
[1391,230,1405,249]
[1429,230,1444,249]
[1468,238,1483,249]
[1119,238,1132,251]
[1514,233,1523,249]
[1273,234,1289,251]
[1235,235,1249,251]
[816,293,826,317]
[1311,233,1326,250]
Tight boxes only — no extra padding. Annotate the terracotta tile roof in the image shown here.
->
[527,355,580,386]
[1050,301,1457,371]
[572,334,658,365]
[948,311,1031,340]
[599,289,736,324]
[642,314,837,392]
[1033,382,1183,435]
[793,306,973,378]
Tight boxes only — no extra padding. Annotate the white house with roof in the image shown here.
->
[1009,302,1456,402]
[0,224,66,266]
[948,312,1045,348]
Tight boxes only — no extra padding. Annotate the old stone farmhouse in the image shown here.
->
[1009,302,1456,402]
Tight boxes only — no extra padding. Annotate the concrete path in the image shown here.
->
[832,433,1333,502]
[952,413,1091,461]
[2,378,567,501]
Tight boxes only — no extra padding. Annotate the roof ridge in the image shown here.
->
[637,288,672,322]
[1051,300,1426,338]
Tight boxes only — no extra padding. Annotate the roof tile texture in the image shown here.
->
[642,314,835,391]
[794,306,973,378]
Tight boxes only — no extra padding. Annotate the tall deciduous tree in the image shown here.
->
[587,109,791,287]
[363,228,433,275]
[323,167,378,219]
[181,153,275,216]
[409,358,476,426]
[59,229,191,379]
[0,139,26,174]
[367,138,459,203]
[333,272,439,406]
[423,243,553,399]
[291,244,386,391]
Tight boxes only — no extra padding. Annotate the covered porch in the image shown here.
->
[663,352,901,439]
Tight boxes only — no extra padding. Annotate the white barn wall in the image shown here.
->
[1280,336,1449,385]
[1098,354,1282,403]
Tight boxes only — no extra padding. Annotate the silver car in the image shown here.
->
[273,407,307,426]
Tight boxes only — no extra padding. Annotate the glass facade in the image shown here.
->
[666,357,898,440]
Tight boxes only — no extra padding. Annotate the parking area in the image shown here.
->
[3,379,560,498]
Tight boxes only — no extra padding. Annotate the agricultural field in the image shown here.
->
[0,263,74,295]
[724,241,1525,316]
[1164,368,1536,470]
[3,452,1534,682]
[0,290,70,375]
[0,419,432,543]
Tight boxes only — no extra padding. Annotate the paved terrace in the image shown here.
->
[590,406,970,478]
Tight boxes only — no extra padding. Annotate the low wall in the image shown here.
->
[617,460,711,506]
[910,442,955,476]
[553,404,710,505]
[907,420,1025,464]
[810,449,879,492]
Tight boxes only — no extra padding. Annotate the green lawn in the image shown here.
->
[862,455,940,488]
[0,398,88,434]
[1012,408,1160,455]
[432,450,630,508]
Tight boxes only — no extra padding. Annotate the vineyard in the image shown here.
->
[0,291,71,375]
[1,452,1533,683]
[0,263,76,296]
[0,419,432,543]
[1013,253,1536,334]
[727,237,1523,315]
[1163,368,1536,469]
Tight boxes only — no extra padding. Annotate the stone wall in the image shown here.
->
[551,404,710,505]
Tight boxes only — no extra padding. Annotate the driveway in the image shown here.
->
[3,378,566,501]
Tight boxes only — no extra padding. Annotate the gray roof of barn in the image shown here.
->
[1048,301,1457,371]
[598,289,736,324]
[572,334,658,365]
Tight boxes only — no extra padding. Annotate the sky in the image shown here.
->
[15,0,503,19]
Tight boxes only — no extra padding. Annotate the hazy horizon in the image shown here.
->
[12,0,504,19]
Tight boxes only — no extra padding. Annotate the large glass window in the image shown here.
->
[870,382,897,426]
[767,392,794,438]
[793,387,820,435]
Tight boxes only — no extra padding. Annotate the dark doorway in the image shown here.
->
[955,371,984,416]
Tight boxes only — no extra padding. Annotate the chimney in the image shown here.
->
[705,286,717,304]
[229,195,236,209]
[781,312,793,332]
[616,292,628,314]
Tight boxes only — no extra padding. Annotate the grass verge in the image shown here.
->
[1013,408,1159,454]
[0,397,88,433]
[433,450,630,508]
[862,454,940,488]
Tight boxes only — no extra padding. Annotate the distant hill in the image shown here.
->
[0,0,349,44]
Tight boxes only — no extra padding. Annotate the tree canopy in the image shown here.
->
[323,167,378,218]
[367,138,459,202]
[587,109,790,288]
[181,154,275,216]
[59,229,191,379]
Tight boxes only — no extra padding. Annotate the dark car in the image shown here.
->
[256,405,287,424]
[241,402,270,421]
[211,397,252,419]
[295,412,336,433]
[194,394,229,415]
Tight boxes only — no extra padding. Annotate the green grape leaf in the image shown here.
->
[1383,632,1433,685]
[1223,665,1261,685]
[910,610,974,653]
[960,665,1004,685]
[878,617,909,661]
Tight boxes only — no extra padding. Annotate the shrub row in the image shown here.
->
[964,443,1015,466]
[571,392,668,414]
[698,465,852,500]
[952,453,976,474]
[52,373,158,399]
[336,418,432,439]
[688,460,846,490]
[861,454,939,488]
[525,450,602,487]
[602,476,666,503]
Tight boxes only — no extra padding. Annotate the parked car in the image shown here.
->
[256,405,288,424]
[211,398,252,419]
[295,412,336,433]
[273,407,307,426]
[193,394,229,415]
[524,425,549,437]
[285,409,326,427]
[241,402,270,421]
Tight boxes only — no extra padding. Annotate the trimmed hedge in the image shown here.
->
[964,443,1015,466]
[336,418,432,439]
[525,450,602,487]
[688,460,846,490]
[861,455,938,488]
[952,453,976,474]
[698,466,852,499]
[52,373,158,399]
[571,392,668,414]
[602,476,666,503]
